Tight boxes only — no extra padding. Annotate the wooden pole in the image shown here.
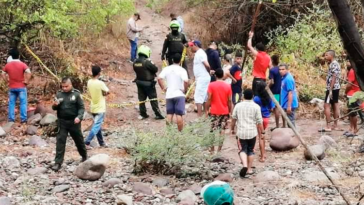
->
[265,86,352,205]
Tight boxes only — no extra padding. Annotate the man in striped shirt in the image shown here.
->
[231,89,263,178]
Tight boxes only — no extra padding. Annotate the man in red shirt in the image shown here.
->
[247,31,271,95]
[1,49,31,123]
[345,60,361,137]
[206,69,233,153]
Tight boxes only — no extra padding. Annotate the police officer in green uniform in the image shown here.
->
[161,20,189,75]
[133,45,164,120]
[51,77,87,171]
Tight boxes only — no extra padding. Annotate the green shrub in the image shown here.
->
[120,119,221,175]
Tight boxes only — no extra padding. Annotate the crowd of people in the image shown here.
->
[0,11,362,205]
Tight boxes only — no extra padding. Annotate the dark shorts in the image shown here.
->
[324,89,340,104]
[252,78,266,95]
[210,114,230,130]
[166,97,186,115]
[348,100,359,117]
[239,137,256,156]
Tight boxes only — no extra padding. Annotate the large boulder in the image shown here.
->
[304,144,326,160]
[26,125,37,135]
[269,128,300,151]
[40,114,57,126]
[2,122,14,133]
[27,114,42,125]
[0,127,5,137]
[74,154,110,181]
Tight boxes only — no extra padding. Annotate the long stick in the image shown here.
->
[328,107,363,123]
[241,1,263,90]
[265,86,352,205]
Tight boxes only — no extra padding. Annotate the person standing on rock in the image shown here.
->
[268,54,283,130]
[230,51,243,105]
[247,31,271,96]
[206,69,232,153]
[133,45,165,120]
[253,81,275,162]
[189,40,211,117]
[161,20,189,76]
[127,12,143,63]
[51,77,87,171]
[206,41,222,82]
[158,53,189,131]
[1,48,31,123]
[321,50,341,132]
[84,66,109,149]
[279,64,299,128]
[231,89,263,177]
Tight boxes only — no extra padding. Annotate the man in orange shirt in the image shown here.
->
[247,32,271,96]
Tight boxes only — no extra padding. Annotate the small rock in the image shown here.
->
[116,194,133,205]
[28,113,42,125]
[177,190,198,203]
[215,173,233,183]
[359,171,364,178]
[188,184,202,194]
[304,144,326,160]
[83,112,93,120]
[74,154,110,181]
[2,156,20,169]
[132,182,153,195]
[254,171,280,183]
[53,185,70,193]
[303,171,340,182]
[0,197,11,205]
[26,125,38,135]
[34,103,52,117]
[0,127,5,137]
[178,199,195,205]
[28,167,47,175]
[103,178,122,187]
[270,128,300,151]
[152,178,169,187]
[29,135,47,147]
[318,135,337,149]
[2,122,14,133]
[160,188,174,195]
[40,114,57,126]
[212,156,226,163]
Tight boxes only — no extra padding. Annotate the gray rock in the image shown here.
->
[103,178,122,187]
[53,185,70,193]
[40,114,57,126]
[29,135,47,147]
[160,188,174,195]
[188,184,202,194]
[116,194,133,205]
[28,167,47,175]
[0,197,11,205]
[0,127,5,137]
[28,113,42,125]
[152,178,169,187]
[178,199,195,205]
[254,171,280,183]
[359,171,364,178]
[269,128,300,151]
[2,156,20,169]
[215,173,233,183]
[26,125,37,135]
[74,154,110,181]
[318,135,337,149]
[177,190,198,203]
[132,182,153,195]
[304,144,326,160]
[2,122,14,133]
[303,171,340,183]
[83,112,93,120]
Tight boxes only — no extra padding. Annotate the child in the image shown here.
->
[230,51,243,104]
[222,54,236,84]
[253,81,274,162]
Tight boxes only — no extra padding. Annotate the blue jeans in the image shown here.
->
[285,108,296,127]
[129,38,138,61]
[85,113,105,146]
[9,88,27,122]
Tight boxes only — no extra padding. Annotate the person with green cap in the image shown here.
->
[161,20,189,76]
[133,45,164,120]
[201,180,234,205]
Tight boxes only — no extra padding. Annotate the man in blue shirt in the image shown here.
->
[269,55,283,130]
[279,64,298,127]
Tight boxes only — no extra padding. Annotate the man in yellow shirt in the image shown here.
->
[85,65,109,149]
